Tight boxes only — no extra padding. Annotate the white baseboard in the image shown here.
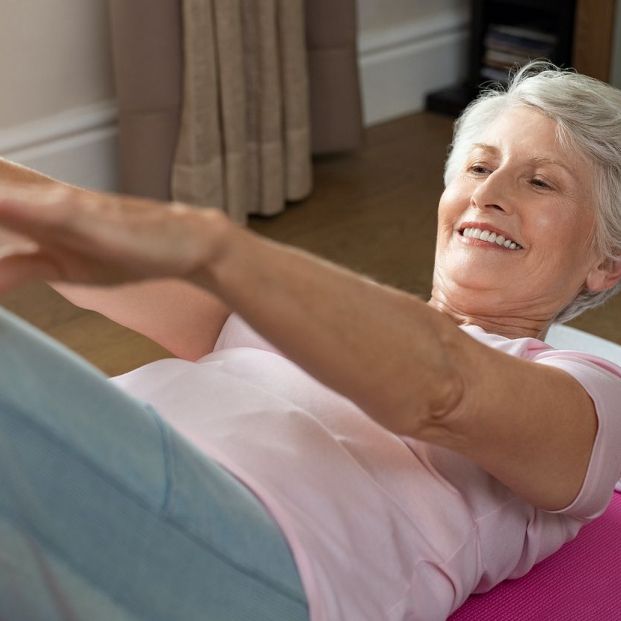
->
[358,8,471,125]
[1,101,119,192]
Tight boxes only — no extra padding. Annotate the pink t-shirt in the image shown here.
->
[109,315,621,621]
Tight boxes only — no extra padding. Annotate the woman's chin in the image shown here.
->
[435,262,519,296]
[437,256,519,289]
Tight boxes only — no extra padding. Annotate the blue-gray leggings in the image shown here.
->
[0,307,309,620]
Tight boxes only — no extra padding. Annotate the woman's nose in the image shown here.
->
[470,171,514,214]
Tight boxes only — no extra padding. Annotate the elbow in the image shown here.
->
[402,370,465,438]
[369,364,465,439]
[391,327,467,438]
[426,367,466,428]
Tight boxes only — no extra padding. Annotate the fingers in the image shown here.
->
[0,183,161,247]
[0,184,75,241]
[0,184,76,292]
[0,185,133,259]
[0,182,72,213]
[0,182,223,287]
[0,228,38,255]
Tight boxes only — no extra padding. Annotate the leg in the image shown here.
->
[0,307,308,620]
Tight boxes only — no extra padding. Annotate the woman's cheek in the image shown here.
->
[438,182,470,222]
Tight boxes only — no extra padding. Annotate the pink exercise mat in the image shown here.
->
[449,491,621,620]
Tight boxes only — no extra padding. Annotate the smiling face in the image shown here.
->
[430,105,606,337]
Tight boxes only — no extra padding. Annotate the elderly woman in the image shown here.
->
[0,62,620,621]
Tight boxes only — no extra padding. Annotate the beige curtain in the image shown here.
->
[172,0,311,222]
[108,0,362,220]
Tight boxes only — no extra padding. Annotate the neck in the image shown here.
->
[427,289,553,340]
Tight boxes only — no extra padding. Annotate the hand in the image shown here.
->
[0,184,226,293]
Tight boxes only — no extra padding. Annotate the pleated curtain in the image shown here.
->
[173,0,311,222]
[108,0,363,223]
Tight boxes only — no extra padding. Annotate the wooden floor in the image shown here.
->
[2,111,619,376]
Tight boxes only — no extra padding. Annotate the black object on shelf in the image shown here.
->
[426,0,577,117]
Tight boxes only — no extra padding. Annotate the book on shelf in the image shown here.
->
[480,23,557,84]
[487,24,557,45]
[484,35,555,59]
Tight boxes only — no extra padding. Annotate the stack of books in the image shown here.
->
[481,24,557,83]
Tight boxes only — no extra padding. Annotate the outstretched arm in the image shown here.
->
[0,159,229,359]
[0,184,601,512]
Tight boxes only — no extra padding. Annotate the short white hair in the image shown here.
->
[444,61,621,323]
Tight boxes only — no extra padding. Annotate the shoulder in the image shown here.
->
[432,323,621,516]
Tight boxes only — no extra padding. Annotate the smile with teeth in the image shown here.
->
[460,227,523,250]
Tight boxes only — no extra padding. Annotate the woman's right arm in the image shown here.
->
[0,158,230,360]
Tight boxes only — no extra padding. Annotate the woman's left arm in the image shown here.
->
[200,215,598,512]
[0,186,596,511]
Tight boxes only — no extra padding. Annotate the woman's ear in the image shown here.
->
[585,256,621,292]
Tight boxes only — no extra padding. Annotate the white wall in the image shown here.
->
[356,0,470,125]
[1,0,471,189]
[0,0,114,128]
[0,0,118,190]
[358,0,467,34]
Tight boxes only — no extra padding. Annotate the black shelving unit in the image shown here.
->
[426,0,576,116]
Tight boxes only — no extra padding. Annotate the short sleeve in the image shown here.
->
[534,350,621,520]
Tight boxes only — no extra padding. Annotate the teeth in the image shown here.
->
[461,227,522,250]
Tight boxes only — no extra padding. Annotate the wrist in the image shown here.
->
[188,206,238,290]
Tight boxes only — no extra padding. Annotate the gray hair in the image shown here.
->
[444,61,621,323]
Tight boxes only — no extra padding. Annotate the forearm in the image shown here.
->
[197,216,463,435]
[55,280,230,360]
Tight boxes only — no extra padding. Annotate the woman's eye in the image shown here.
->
[468,164,490,175]
[530,178,551,189]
